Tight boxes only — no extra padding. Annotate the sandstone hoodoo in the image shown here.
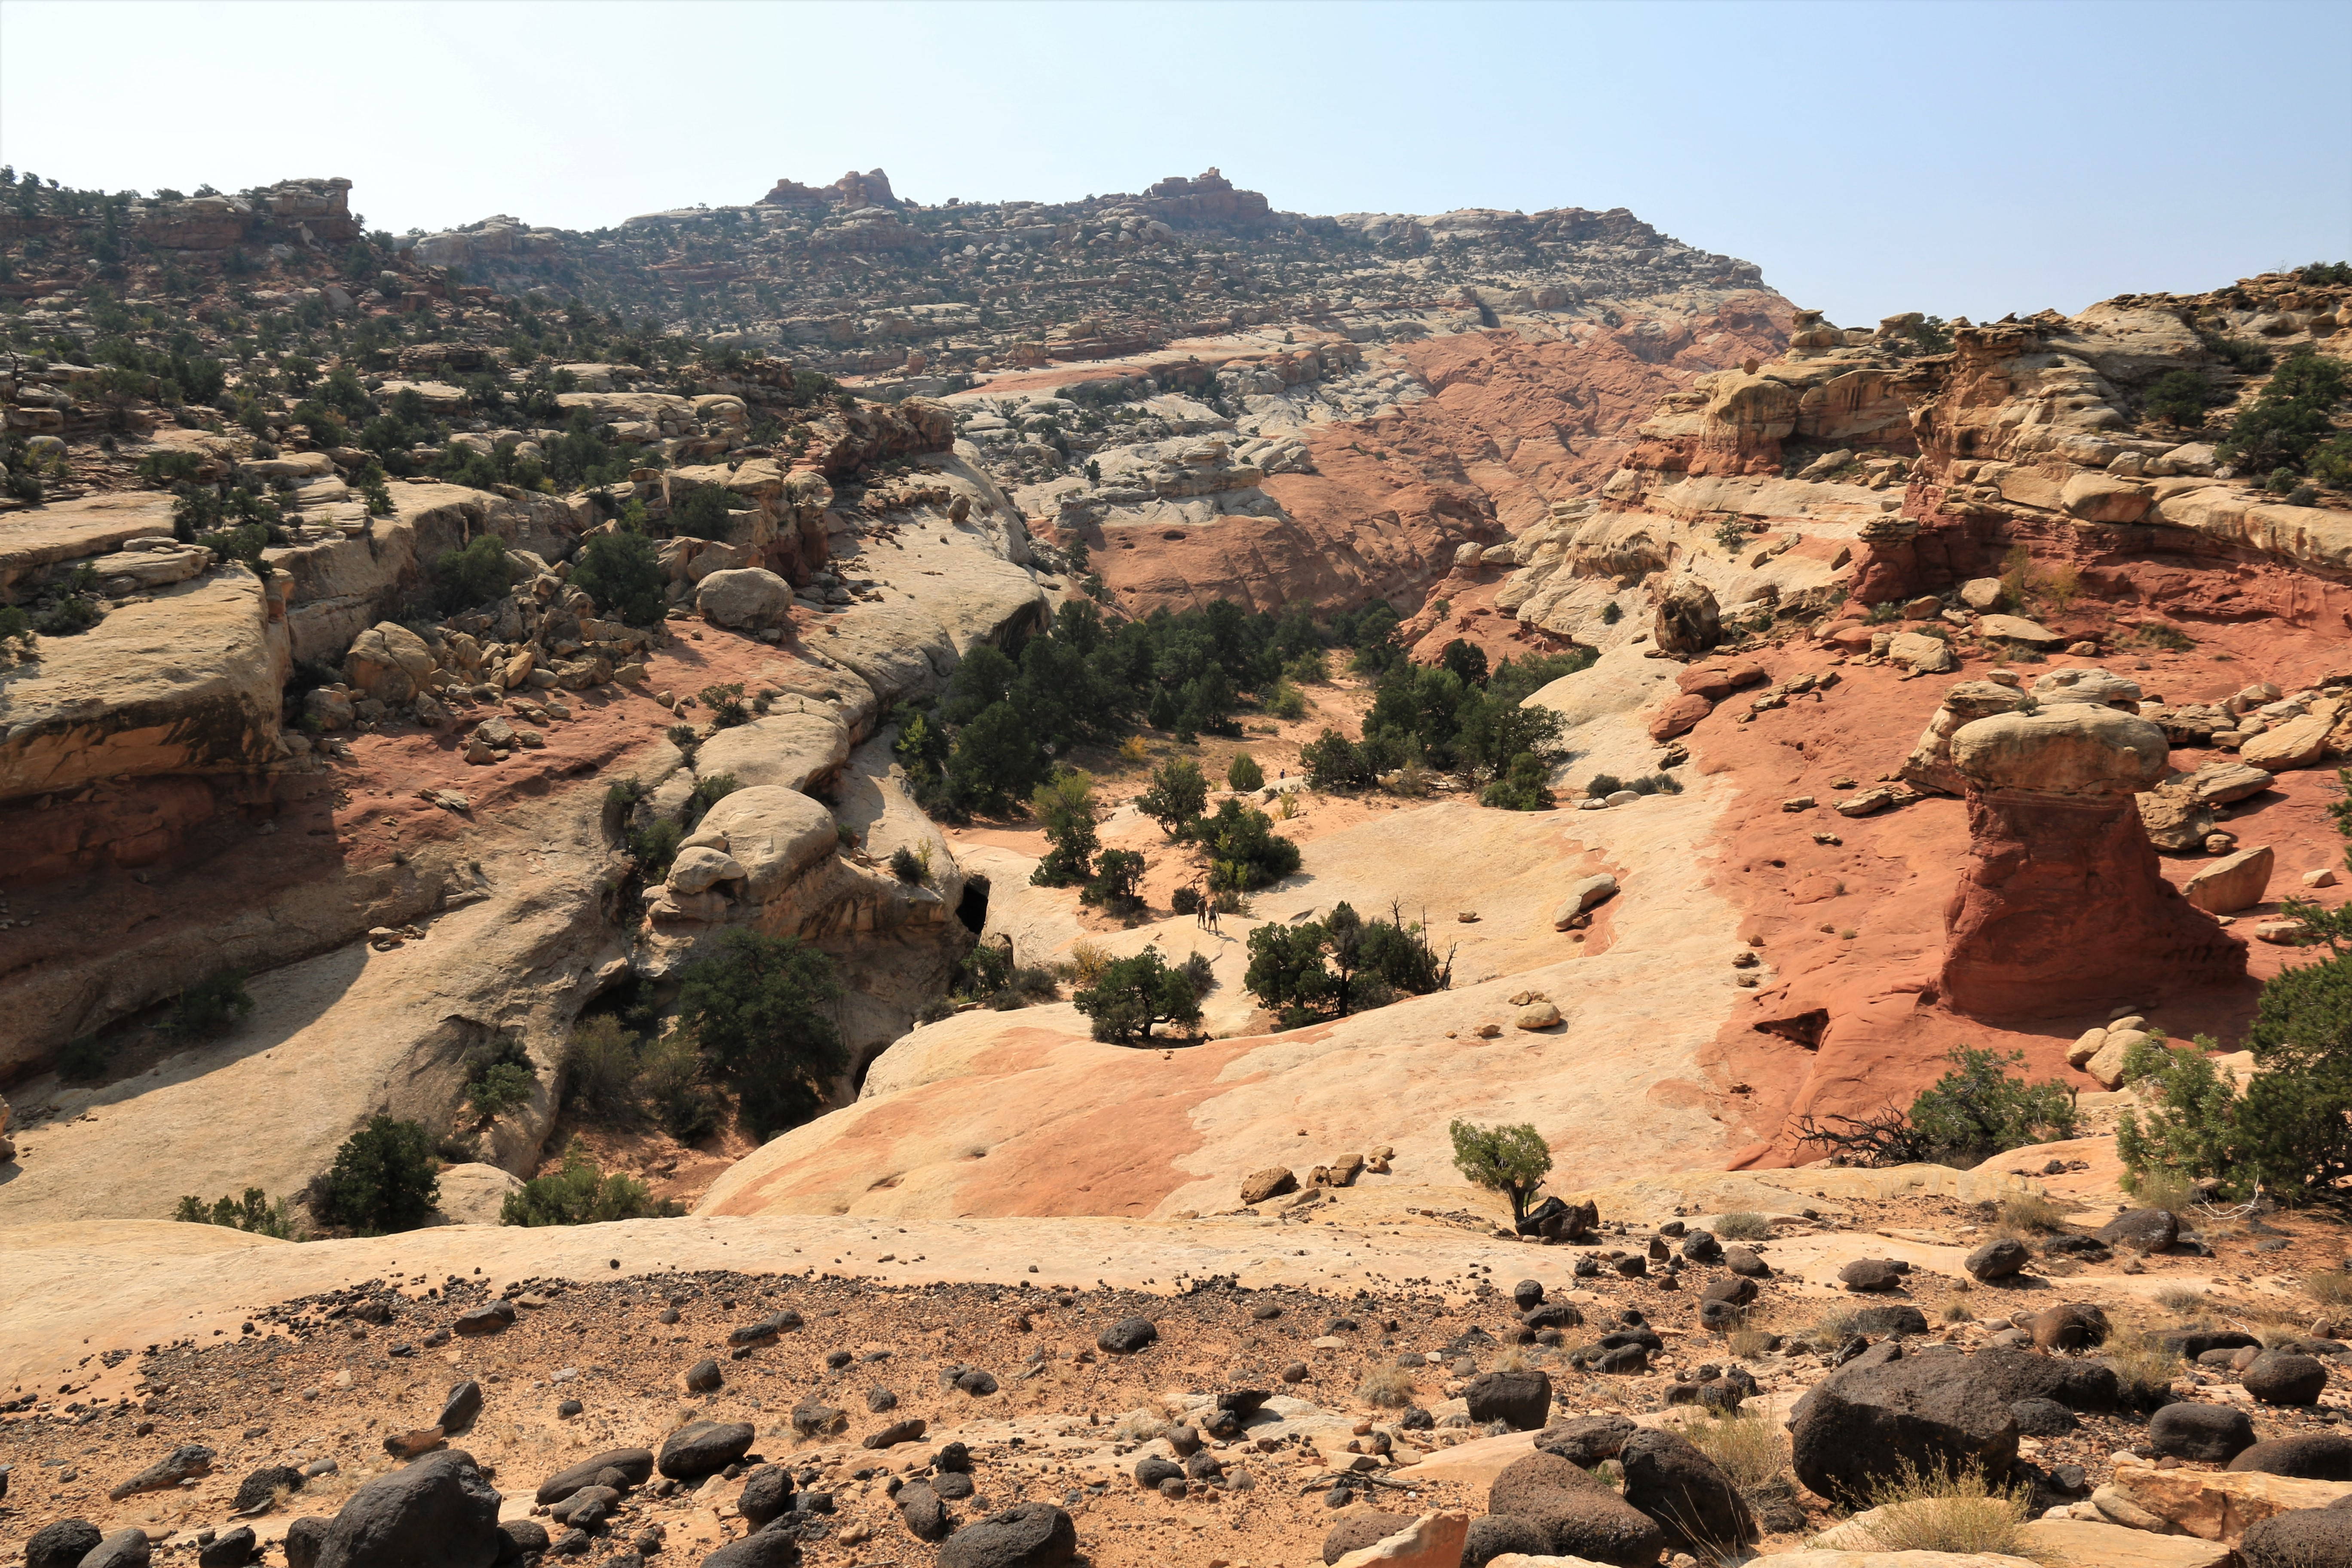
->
[1939,697,2248,1016]
[4,33,2352,1568]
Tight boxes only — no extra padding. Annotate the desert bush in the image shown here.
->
[1170,885,1204,916]
[1072,946,1201,1043]
[1268,680,1307,720]
[1084,847,1145,911]
[1479,751,1553,811]
[1995,1190,2068,1235]
[1677,1410,1789,1492]
[1355,1364,1418,1409]
[1137,756,1208,837]
[429,533,517,614]
[463,1038,536,1121]
[1449,1120,1552,1222]
[2308,1271,2352,1308]
[890,844,925,883]
[2156,1286,2209,1313]
[1066,935,1113,986]
[1726,1326,1774,1360]
[2102,1330,2183,1401]
[674,929,845,1138]
[1715,1211,1770,1240]
[569,527,665,626]
[1301,728,1375,790]
[1798,1047,2075,1167]
[1029,769,1099,887]
[501,1139,680,1225]
[162,968,255,1041]
[310,1116,440,1235]
[1940,1293,1976,1323]
[697,682,749,728]
[670,485,739,540]
[1227,751,1264,792]
[637,1034,719,1142]
[563,1016,643,1119]
[175,1187,300,1239]
[1586,772,1626,798]
[1244,899,1449,1025]
[1856,1461,2029,1556]
[1196,797,1302,891]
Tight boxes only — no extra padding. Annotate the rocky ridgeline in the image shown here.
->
[396,165,1765,380]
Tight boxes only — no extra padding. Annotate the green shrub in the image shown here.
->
[1195,797,1301,890]
[697,682,749,727]
[637,1035,720,1142]
[889,844,925,882]
[1449,1120,1553,1221]
[627,817,683,879]
[500,1139,680,1225]
[56,1034,114,1082]
[1479,752,1554,810]
[1301,729,1375,790]
[429,533,517,613]
[1170,885,1204,916]
[2143,368,2226,428]
[1267,681,1307,721]
[1028,769,1099,887]
[674,929,845,1139]
[2116,1036,2241,1196]
[1138,756,1209,836]
[162,969,254,1040]
[1084,847,1145,910]
[174,1187,299,1239]
[1586,772,1625,798]
[671,486,738,540]
[1797,1047,2075,1167]
[1243,900,1450,1025]
[570,528,666,626]
[562,1015,643,1120]
[1072,946,1202,1043]
[310,1116,440,1234]
[462,1037,536,1121]
[1601,600,1623,625]
[1227,752,1264,792]
[2218,346,2349,477]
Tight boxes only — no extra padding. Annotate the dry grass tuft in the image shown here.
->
[1669,1410,1790,1491]
[1855,1461,2030,1556]
[1492,1344,1532,1374]
[2129,1171,2198,1216]
[2307,1271,2352,1308]
[2102,1329,2183,1396]
[1354,1363,1418,1409]
[2156,1286,2209,1314]
[1715,1211,1772,1240]
[1066,936,1114,986]
[1111,1407,1170,1442]
[1726,1327,1775,1360]
[1940,1294,1976,1324]
[1995,1190,2068,1236]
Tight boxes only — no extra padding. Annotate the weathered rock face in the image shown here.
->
[1940,704,2245,1016]
[1652,577,1721,657]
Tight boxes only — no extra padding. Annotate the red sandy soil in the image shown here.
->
[1685,595,2352,1167]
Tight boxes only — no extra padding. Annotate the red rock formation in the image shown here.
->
[1938,706,2245,1017]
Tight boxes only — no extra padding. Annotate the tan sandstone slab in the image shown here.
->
[2105,1457,2352,1542]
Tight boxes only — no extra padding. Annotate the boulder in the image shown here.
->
[2098,1207,2179,1251]
[2101,1459,2352,1542]
[1463,1369,1552,1430]
[696,568,793,630]
[2244,1351,2331,1406]
[74,1532,151,1568]
[1851,1305,1930,1337]
[657,1421,754,1480]
[701,1525,804,1567]
[344,622,435,705]
[1460,1514,1553,1567]
[110,1442,216,1499]
[1965,1237,2030,1281]
[2242,705,2340,771]
[2186,760,2275,804]
[1097,1317,1158,1354]
[199,1527,260,1568]
[2024,1303,2110,1351]
[1652,578,1721,658]
[1648,691,1713,741]
[2033,668,2144,709]
[679,787,839,903]
[1789,1353,2020,1505]
[1886,631,1957,674]
[535,1448,654,1505]
[2061,472,2153,524]
[937,1501,1079,1567]
[1534,1414,1636,1467]
[1328,1511,1470,1568]
[2242,1507,2352,1568]
[1326,1512,1420,1565]
[1978,613,2066,647]
[2184,845,2275,915]
[1839,1259,1904,1292]
[2011,1397,2076,1436]
[2137,780,2219,851]
[315,1449,502,1568]
[1240,1167,1297,1205]
[1487,1452,1664,1567]
[1901,680,2034,796]
[2150,1403,2257,1462]
[1550,874,1618,929]
[667,845,747,895]
[24,1521,104,1568]
[2083,1028,2150,1090]
[1965,1347,2118,1411]
[2231,1433,2352,1481]
[1617,1428,1752,1551]
[1515,1001,1563,1030]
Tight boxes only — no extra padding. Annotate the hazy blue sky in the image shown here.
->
[3,0,2346,324]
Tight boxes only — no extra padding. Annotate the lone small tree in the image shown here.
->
[1136,756,1208,837]
[310,1116,441,1235]
[1226,751,1264,792]
[1449,1119,1553,1222]
[1029,769,1099,887]
[1072,947,1202,1043]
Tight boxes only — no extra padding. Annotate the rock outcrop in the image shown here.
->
[1940,702,2245,1016]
